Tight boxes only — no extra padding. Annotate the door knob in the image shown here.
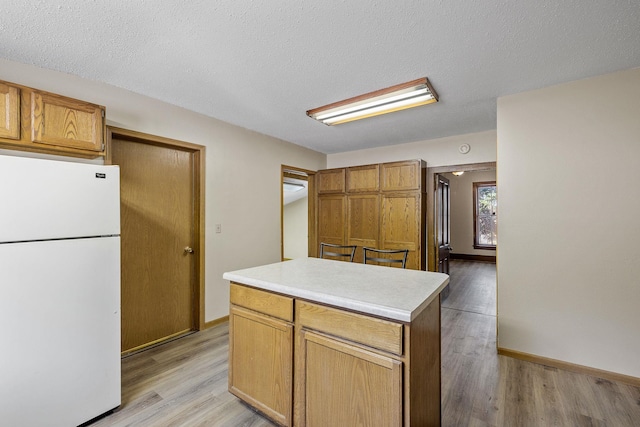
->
[184,246,194,254]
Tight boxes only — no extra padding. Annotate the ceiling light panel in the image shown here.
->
[307,78,439,126]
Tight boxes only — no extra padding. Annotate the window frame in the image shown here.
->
[473,181,497,250]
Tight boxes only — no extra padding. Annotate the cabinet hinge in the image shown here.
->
[101,109,105,118]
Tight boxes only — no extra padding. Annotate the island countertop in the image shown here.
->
[223,257,449,322]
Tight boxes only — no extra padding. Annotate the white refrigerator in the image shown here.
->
[0,155,121,426]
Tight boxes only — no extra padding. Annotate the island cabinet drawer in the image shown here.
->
[230,283,293,322]
[296,301,403,356]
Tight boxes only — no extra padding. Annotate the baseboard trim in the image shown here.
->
[204,315,229,329]
[498,347,640,387]
[121,329,195,357]
[450,253,496,263]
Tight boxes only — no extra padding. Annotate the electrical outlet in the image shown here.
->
[215,224,222,233]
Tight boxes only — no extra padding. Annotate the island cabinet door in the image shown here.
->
[229,305,293,426]
[298,330,402,427]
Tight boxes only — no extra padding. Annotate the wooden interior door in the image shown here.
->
[112,137,196,353]
[436,175,451,296]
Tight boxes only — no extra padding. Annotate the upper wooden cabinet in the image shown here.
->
[317,168,345,193]
[31,91,104,152]
[0,79,106,158]
[346,164,379,193]
[381,160,425,191]
[0,83,20,140]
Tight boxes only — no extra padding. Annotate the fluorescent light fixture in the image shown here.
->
[306,77,438,126]
[283,182,305,192]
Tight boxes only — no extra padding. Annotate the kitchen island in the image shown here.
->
[223,257,449,427]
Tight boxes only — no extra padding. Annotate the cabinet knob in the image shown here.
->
[184,246,194,254]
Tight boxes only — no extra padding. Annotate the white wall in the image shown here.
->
[327,130,496,168]
[445,170,497,256]
[283,196,309,259]
[497,67,640,378]
[0,59,327,322]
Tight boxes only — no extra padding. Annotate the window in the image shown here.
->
[473,181,497,249]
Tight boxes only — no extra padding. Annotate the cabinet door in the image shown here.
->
[346,164,379,192]
[347,194,379,263]
[301,330,402,427]
[0,82,20,140]
[381,160,423,191]
[229,306,293,426]
[381,192,421,269]
[317,168,345,194]
[317,195,346,248]
[31,91,105,152]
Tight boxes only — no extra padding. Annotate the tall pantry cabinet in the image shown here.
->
[316,159,427,270]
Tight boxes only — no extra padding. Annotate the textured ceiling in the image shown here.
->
[2,1,639,154]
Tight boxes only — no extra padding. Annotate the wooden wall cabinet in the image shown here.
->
[317,168,345,194]
[346,163,379,192]
[316,160,427,269]
[229,284,293,426]
[381,160,422,191]
[0,79,106,158]
[0,82,20,140]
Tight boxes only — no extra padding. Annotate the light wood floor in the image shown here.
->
[90,260,640,426]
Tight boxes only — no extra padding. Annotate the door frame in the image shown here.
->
[106,126,206,331]
[426,162,496,272]
[281,165,317,261]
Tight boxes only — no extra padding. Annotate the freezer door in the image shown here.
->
[0,155,120,242]
[0,237,121,427]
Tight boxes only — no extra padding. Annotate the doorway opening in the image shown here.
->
[427,162,497,315]
[281,166,316,261]
[427,162,496,270]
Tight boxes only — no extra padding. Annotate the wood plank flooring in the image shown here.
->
[441,260,640,426]
[90,260,640,426]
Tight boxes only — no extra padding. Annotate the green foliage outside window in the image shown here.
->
[475,184,497,247]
